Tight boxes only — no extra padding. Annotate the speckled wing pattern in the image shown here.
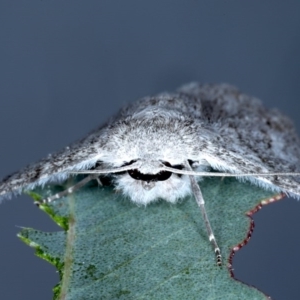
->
[178,83,300,196]
[0,123,110,199]
[0,83,299,200]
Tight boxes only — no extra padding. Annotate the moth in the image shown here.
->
[1,82,300,265]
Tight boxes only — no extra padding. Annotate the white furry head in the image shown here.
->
[114,172,192,205]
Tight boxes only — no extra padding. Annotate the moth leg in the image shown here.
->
[95,177,103,186]
[185,161,222,266]
[36,174,101,205]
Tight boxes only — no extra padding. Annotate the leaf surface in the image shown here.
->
[19,177,277,299]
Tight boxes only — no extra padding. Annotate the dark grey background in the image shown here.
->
[0,1,300,299]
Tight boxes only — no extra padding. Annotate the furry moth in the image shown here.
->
[1,82,300,265]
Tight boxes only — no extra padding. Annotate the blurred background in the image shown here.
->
[0,1,300,299]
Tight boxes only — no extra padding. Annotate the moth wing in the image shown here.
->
[0,125,109,200]
[200,147,300,198]
[179,83,300,198]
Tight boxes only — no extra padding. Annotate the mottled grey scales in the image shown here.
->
[1,82,300,203]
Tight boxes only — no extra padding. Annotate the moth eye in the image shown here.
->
[128,169,145,180]
[161,161,184,170]
[155,170,172,181]
[161,161,184,178]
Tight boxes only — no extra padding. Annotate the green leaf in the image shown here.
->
[19,177,277,299]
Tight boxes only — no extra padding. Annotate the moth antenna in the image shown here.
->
[184,161,222,266]
[68,161,142,175]
[160,166,300,177]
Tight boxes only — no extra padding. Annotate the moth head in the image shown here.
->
[72,159,204,205]
[110,159,190,205]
